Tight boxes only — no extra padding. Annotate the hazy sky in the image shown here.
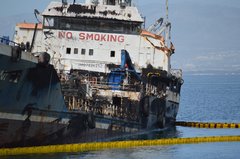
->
[1,0,240,74]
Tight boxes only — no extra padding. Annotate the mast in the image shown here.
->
[166,0,169,22]
[165,0,170,46]
[165,0,171,71]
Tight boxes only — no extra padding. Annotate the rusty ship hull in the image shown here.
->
[0,42,182,148]
[0,0,183,148]
[0,43,123,147]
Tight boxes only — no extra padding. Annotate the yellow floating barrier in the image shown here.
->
[1,136,240,156]
[176,121,240,129]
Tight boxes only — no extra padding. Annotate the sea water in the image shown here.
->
[4,75,240,159]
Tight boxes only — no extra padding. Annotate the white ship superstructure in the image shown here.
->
[14,0,173,73]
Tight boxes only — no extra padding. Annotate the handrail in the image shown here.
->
[0,36,20,46]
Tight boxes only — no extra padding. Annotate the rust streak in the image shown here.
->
[140,30,165,42]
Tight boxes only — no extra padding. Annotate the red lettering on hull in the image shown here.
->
[58,31,73,39]
[58,32,65,39]
[59,31,125,43]
[66,32,72,39]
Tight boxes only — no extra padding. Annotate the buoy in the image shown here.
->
[176,121,240,129]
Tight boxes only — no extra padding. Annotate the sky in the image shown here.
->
[0,0,240,74]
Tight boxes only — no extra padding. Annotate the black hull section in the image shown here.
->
[0,47,70,148]
[0,117,66,148]
[165,100,179,125]
[0,116,134,147]
[0,101,179,148]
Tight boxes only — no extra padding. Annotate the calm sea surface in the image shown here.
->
[4,75,240,159]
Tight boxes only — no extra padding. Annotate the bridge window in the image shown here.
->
[57,17,141,34]
[66,48,71,54]
[110,51,115,57]
[43,17,55,28]
[107,0,115,5]
[89,49,94,56]
[74,48,78,54]
[81,49,86,55]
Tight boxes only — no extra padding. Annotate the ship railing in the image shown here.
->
[65,96,139,122]
[89,81,141,92]
[0,36,20,46]
[61,80,141,92]
[59,72,141,92]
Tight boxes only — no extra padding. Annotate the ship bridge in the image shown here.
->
[42,0,143,22]
[42,1,143,34]
[14,0,172,73]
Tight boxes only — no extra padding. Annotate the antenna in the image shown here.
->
[166,0,169,22]
[165,0,170,46]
